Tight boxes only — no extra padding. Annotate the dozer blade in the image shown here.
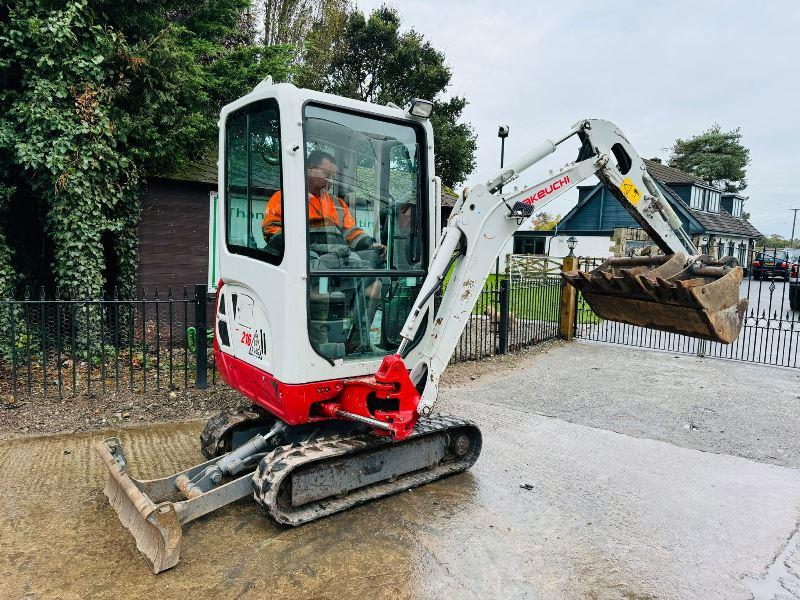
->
[94,437,254,573]
[562,253,747,344]
[95,438,182,573]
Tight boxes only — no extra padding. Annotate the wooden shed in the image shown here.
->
[137,158,217,293]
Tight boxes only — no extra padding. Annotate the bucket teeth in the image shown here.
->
[562,253,747,343]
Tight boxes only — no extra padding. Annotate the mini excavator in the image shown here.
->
[96,78,746,572]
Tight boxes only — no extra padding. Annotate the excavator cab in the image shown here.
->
[213,82,436,410]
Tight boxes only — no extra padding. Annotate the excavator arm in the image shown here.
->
[388,119,746,422]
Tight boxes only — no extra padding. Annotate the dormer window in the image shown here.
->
[690,186,720,212]
[707,190,719,212]
[732,197,744,217]
[721,194,745,217]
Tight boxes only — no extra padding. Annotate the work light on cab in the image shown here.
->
[406,98,433,118]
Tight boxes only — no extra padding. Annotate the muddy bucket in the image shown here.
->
[562,253,747,344]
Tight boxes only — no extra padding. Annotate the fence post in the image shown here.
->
[195,283,208,389]
[560,255,579,341]
[498,278,510,355]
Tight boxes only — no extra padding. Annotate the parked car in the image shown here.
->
[751,250,796,281]
[790,262,799,311]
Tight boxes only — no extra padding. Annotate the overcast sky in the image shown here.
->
[354,0,799,238]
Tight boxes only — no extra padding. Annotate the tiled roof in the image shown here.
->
[643,159,707,186]
[689,207,762,238]
[657,178,762,239]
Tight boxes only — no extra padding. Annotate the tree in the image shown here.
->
[0,0,293,299]
[259,0,348,48]
[306,7,476,187]
[532,212,561,231]
[669,124,750,192]
[759,234,788,248]
[293,0,352,90]
[261,0,315,46]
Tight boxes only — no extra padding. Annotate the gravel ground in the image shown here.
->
[0,384,248,441]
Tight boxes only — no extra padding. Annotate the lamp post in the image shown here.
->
[498,126,509,193]
[561,236,579,341]
[567,236,578,257]
[496,126,509,280]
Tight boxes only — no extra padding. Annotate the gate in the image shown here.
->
[442,275,563,363]
[575,248,800,368]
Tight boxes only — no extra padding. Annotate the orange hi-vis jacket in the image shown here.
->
[261,190,371,249]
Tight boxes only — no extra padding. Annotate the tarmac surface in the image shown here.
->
[1,342,799,599]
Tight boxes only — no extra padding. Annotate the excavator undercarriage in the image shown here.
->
[96,410,480,573]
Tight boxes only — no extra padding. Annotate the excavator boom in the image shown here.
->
[394,119,746,418]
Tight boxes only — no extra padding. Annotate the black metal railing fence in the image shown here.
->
[0,284,216,400]
[574,247,800,368]
[1,276,564,399]
[446,274,562,363]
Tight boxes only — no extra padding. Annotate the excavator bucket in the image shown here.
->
[562,253,747,344]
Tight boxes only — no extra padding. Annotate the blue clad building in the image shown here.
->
[513,159,761,262]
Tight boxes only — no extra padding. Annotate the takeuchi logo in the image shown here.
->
[520,175,570,205]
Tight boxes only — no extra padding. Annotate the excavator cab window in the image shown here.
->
[225,99,283,263]
[303,104,427,362]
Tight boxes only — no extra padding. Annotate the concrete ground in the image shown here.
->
[1,342,799,599]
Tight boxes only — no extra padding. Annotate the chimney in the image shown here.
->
[648,157,662,164]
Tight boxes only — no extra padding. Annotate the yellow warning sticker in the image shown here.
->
[620,178,642,205]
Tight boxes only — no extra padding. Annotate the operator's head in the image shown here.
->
[307,149,337,196]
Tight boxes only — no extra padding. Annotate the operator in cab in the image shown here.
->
[261,149,386,357]
[261,149,386,260]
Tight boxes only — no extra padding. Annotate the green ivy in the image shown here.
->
[0,183,15,299]
[0,0,294,299]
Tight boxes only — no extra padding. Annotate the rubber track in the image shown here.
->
[251,415,482,526]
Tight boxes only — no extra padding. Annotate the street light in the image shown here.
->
[567,236,578,257]
[496,125,510,279]
[498,126,509,194]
